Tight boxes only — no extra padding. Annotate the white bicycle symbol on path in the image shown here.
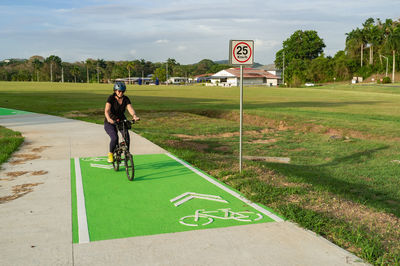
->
[81,157,108,162]
[179,208,263,227]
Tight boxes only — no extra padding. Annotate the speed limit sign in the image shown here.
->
[229,40,254,65]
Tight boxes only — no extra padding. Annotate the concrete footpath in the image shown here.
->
[0,113,368,265]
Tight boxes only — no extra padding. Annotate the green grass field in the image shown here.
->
[1,81,400,264]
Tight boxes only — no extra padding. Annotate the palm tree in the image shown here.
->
[32,59,43,82]
[346,28,366,66]
[96,59,106,83]
[386,23,400,83]
[126,62,134,84]
[86,59,95,83]
[45,55,62,82]
[71,66,80,83]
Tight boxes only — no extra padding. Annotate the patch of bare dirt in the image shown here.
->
[0,171,29,181]
[165,140,209,152]
[10,154,41,165]
[290,148,307,152]
[247,139,277,144]
[31,146,51,153]
[278,121,289,131]
[174,128,271,141]
[174,134,206,140]
[214,146,231,152]
[0,182,43,204]
[31,170,48,176]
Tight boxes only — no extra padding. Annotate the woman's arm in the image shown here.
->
[104,102,115,124]
[127,104,140,121]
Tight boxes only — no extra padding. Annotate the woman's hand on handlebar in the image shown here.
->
[133,115,140,121]
[107,118,115,124]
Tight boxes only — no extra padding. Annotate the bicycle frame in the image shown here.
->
[115,120,132,148]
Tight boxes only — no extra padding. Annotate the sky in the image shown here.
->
[1,0,399,65]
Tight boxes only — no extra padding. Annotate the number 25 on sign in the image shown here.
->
[229,40,254,65]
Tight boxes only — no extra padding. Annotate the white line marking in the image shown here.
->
[90,163,113,169]
[173,195,228,207]
[170,191,193,202]
[170,192,228,206]
[166,153,284,222]
[74,158,90,243]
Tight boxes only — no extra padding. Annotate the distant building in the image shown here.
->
[167,77,189,85]
[193,73,213,83]
[115,77,153,85]
[256,64,282,80]
[209,68,280,87]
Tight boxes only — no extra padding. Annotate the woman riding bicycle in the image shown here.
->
[104,81,139,163]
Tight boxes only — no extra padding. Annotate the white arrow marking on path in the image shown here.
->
[170,192,228,207]
[90,163,113,169]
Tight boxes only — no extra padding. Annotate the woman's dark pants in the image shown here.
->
[104,121,130,153]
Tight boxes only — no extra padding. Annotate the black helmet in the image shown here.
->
[113,81,126,92]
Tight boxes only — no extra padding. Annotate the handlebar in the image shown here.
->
[114,119,138,125]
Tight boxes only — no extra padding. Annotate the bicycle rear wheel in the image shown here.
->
[124,152,134,181]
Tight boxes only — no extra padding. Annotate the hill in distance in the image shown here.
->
[213,59,264,68]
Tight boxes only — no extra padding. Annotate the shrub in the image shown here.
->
[382,77,391,84]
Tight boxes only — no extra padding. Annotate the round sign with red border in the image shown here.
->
[229,40,254,65]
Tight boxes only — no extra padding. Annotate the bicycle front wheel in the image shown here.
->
[112,151,120,171]
[124,152,134,181]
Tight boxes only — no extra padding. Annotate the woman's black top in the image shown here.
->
[104,93,131,123]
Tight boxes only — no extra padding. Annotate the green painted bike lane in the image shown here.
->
[0,107,30,116]
[71,153,284,243]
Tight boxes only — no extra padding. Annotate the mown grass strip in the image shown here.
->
[0,126,24,166]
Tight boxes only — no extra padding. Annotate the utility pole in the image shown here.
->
[380,55,388,77]
[166,61,168,85]
[50,63,53,82]
[97,62,99,83]
[393,50,396,83]
[361,44,363,67]
[61,66,64,83]
[282,51,285,86]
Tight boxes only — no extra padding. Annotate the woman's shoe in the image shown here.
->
[107,152,114,163]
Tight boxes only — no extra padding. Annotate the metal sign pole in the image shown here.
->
[239,65,243,172]
[229,40,253,173]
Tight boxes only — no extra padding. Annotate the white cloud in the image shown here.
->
[155,39,169,44]
[255,39,280,50]
[1,0,400,64]
[177,45,187,51]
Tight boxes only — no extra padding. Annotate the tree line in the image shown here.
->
[0,56,230,83]
[275,17,400,86]
[2,17,399,85]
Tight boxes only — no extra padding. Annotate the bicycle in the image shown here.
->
[179,208,263,227]
[112,119,136,181]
